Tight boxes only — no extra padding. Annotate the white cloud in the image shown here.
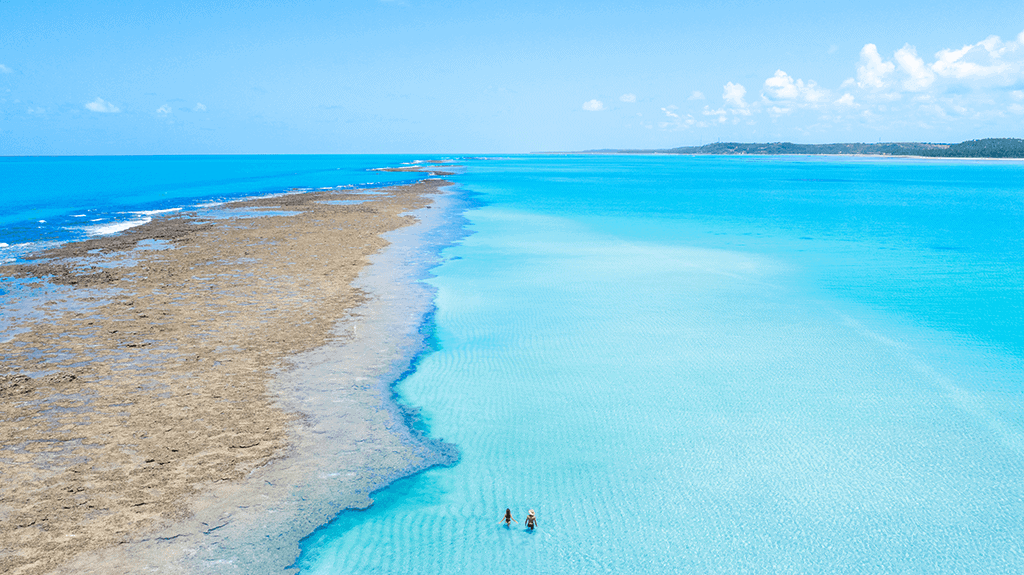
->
[156,104,172,115]
[762,70,829,104]
[85,97,120,113]
[856,44,895,88]
[194,102,207,112]
[689,29,1024,133]
[764,70,801,100]
[689,91,705,100]
[702,107,730,124]
[619,93,636,103]
[657,106,696,130]
[835,93,856,106]
[804,84,829,103]
[582,99,605,112]
[843,30,1024,120]
[852,31,1024,106]
[722,82,749,112]
[931,35,1015,80]
[0,64,11,73]
[894,44,935,91]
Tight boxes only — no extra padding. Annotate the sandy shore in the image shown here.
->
[0,177,460,574]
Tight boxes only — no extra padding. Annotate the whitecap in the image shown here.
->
[130,207,183,216]
[84,217,152,236]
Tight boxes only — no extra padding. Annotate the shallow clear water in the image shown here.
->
[297,156,1024,573]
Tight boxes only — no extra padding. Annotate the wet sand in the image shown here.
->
[0,178,458,574]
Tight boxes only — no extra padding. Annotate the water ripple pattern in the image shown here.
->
[296,156,1024,574]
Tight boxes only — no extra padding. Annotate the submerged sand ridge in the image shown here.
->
[0,179,458,574]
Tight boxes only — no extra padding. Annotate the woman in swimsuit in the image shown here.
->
[525,509,537,531]
[500,508,517,527]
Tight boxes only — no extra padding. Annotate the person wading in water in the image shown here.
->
[500,508,518,527]
[525,509,537,531]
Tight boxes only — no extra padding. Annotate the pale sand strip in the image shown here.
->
[0,178,459,574]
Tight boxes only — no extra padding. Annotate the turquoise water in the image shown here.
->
[297,156,1024,573]
[4,154,1023,572]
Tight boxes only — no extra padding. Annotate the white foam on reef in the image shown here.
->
[83,217,152,236]
[0,241,60,264]
[131,207,183,216]
[192,189,301,211]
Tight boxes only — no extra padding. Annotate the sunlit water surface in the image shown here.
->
[305,156,1021,573]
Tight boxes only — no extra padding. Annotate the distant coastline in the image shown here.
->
[575,138,1024,159]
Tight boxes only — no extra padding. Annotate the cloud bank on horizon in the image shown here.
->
[591,29,1024,139]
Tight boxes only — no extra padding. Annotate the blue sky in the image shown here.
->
[1,0,1023,154]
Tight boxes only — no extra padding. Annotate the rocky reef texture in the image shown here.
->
[0,179,456,574]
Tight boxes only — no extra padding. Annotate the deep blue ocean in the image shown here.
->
[0,155,428,265]
[3,154,1024,573]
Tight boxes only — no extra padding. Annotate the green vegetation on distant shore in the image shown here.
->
[587,138,1024,158]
